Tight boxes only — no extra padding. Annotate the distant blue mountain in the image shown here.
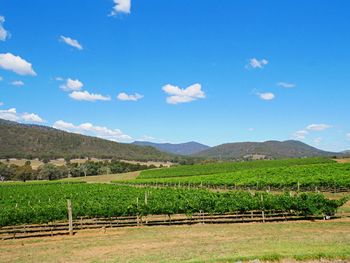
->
[132,141,210,156]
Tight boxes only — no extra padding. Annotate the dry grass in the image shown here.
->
[0,219,349,263]
[61,171,141,183]
[121,160,173,167]
[334,158,350,163]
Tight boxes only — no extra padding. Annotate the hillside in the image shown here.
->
[0,119,175,161]
[132,141,210,155]
[193,140,336,160]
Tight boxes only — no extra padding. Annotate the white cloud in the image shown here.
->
[0,102,3,106]
[60,78,83,91]
[0,108,44,123]
[306,124,331,131]
[60,36,83,50]
[346,133,350,141]
[11,80,24,86]
[55,76,64,81]
[0,53,36,76]
[117,92,143,101]
[277,82,296,88]
[0,108,18,121]
[69,90,111,102]
[293,123,332,140]
[22,113,45,123]
[110,0,131,15]
[248,128,254,132]
[294,130,308,140]
[257,92,275,101]
[162,83,206,104]
[247,58,268,69]
[0,16,9,41]
[0,76,3,81]
[53,120,132,142]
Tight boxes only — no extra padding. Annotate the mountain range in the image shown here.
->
[0,118,341,161]
[132,141,210,155]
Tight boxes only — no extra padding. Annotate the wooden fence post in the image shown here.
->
[67,199,73,236]
[262,211,265,223]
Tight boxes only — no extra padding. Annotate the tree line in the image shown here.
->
[0,160,157,182]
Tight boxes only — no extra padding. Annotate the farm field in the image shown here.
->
[1,219,349,263]
[0,183,345,226]
[120,160,350,191]
[138,158,335,179]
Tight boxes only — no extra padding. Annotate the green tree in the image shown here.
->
[0,163,15,181]
[38,163,61,180]
[16,164,33,182]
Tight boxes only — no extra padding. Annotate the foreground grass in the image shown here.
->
[1,219,349,263]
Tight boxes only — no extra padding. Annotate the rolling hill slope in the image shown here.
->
[132,141,210,155]
[0,119,175,161]
[193,140,336,160]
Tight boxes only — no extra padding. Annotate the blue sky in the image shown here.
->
[0,0,349,151]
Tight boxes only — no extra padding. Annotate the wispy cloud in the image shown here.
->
[117,92,143,101]
[0,53,36,76]
[293,124,332,140]
[0,102,3,106]
[69,90,111,102]
[0,16,10,41]
[306,124,331,131]
[11,80,24,86]
[313,137,322,145]
[246,58,268,69]
[294,130,308,140]
[256,92,275,101]
[53,120,132,142]
[110,0,131,15]
[162,83,205,104]
[138,135,156,141]
[60,36,83,50]
[0,108,45,123]
[59,78,83,91]
[346,133,350,141]
[277,82,296,88]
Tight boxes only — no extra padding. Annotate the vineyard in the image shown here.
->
[119,162,350,191]
[0,184,346,227]
[138,158,335,179]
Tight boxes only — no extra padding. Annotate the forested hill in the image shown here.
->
[193,140,337,160]
[0,119,175,161]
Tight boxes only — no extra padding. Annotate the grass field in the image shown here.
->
[61,171,141,183]
[1,219,349,263]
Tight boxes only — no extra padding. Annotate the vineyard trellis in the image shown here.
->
[1,207,346,240]
[0,184,347,227]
